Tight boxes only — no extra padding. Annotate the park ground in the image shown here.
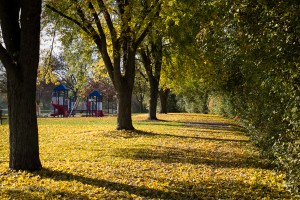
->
[0,113,292,199]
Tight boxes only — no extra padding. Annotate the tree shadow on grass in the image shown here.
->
[154,177,289,199]
[113,145,268,169]
[136,118,247,132]
[35,168,187,199]
[135,119,185,128]
[105,129,250,144]
[185,121,247,132]
[160,132,249,143]
[33,168,287,199]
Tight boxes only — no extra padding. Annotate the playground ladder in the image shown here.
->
[68,98,80,117]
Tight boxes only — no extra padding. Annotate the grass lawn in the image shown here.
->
[0,113,291,199]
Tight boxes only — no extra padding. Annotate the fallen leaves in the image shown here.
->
[0,113,291,199]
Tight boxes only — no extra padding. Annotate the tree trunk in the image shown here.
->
[0,0,42,171]
[159,88,170,114]
[140,35,162,120]
[202,90,209,114]
[139,97,144,113]
[114,49,135,130]
[148,78,159,120]
[116,79,134,130]
[136,93,144,113]
[7,72,41,170]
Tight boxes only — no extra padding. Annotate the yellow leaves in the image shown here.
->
[0,114,292,199]
[37,64,59,85]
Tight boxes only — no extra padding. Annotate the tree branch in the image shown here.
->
[97,0,118,44]
[137,66,148,82]
[46,2,115,80]
[86,1,106,48]
[140,47,152,74]
[86,1,115,81]
[134,0,161,49]
[46,4,89,34]
[135,23,151,49]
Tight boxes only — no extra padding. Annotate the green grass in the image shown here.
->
[0,113,291,199]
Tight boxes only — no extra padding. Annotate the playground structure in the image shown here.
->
[51,84,104,117]
[51,84,69,117]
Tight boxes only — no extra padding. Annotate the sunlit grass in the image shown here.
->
[0,113,291,199]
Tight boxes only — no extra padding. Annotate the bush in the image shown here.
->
[273,140,300,197]
[208,92,236,118]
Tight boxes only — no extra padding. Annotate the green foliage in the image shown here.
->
[166,93,182,113]
[193,1,300,196]
[0,114,292,199]
[208,93,237,118]
[273,141,300,197]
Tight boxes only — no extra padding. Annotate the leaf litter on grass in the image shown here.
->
[0,113,291,199]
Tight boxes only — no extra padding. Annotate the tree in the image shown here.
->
[46,0,162,130]
[0,0,42,170]
[139,33,162,119]
[153,0,211,114]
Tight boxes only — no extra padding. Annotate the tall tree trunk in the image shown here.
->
[0,0,42,170]
[140,35,162,120]
[139,95,144,113]
[148,78,159,120]
[202,90,209,114]
[114,52,136,130]
[116,83,134,130]
[159,88,170,114]
[136,93,144,113]
[135,80,145,113]
[7,71,41,170]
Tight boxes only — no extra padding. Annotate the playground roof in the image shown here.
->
[89,90,102,97]
[54,84,69,91]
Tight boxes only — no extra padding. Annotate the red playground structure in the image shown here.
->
[51,84,69,117]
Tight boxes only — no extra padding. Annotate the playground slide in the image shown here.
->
[94,110,104,117]
[51,104,68,117]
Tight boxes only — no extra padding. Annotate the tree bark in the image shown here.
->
[136,93,144,113]
[148,78,159,120]
[7,71,41,170]
[116,82,134,130]
[159,88,170,114]
[202,90,209,114]
[0,0,42,170]
[114,51,136,130]
[140,36,162,120]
